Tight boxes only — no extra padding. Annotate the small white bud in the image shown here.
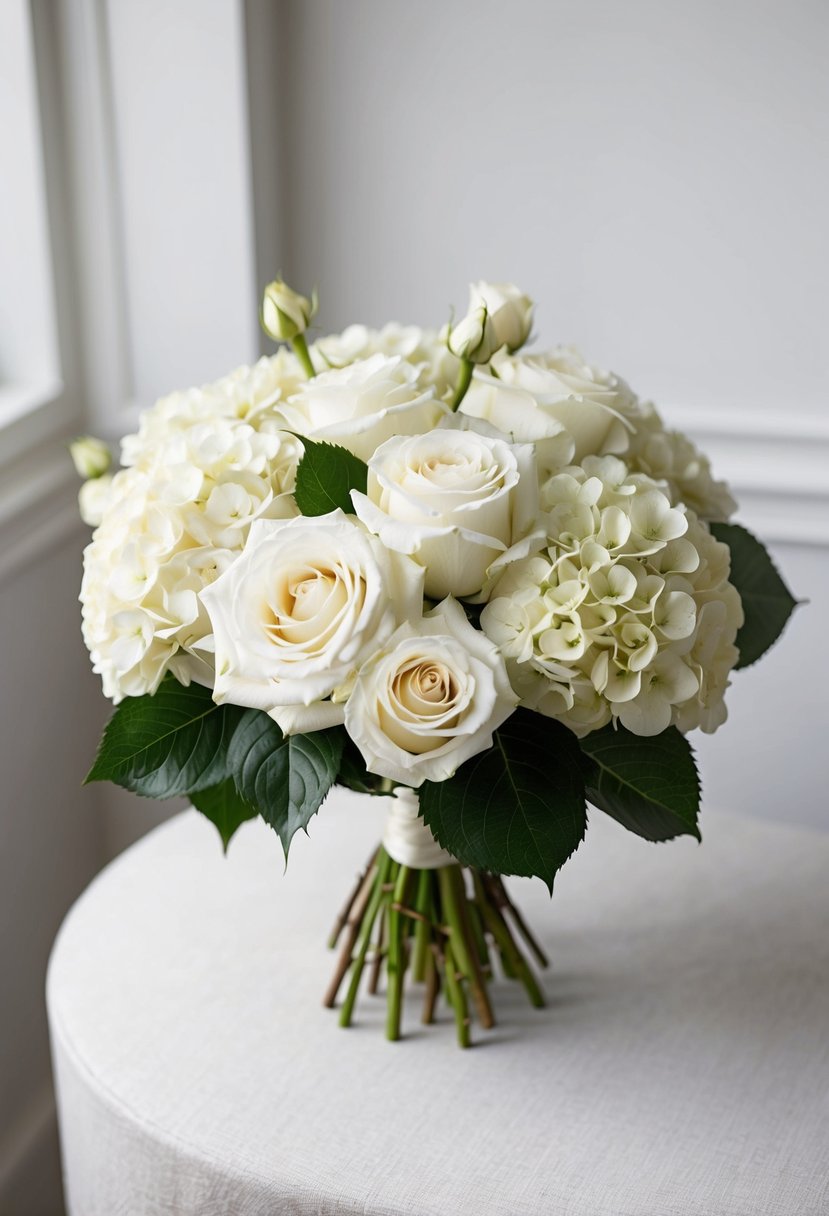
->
[70,436,111,480]
[261,278,317,342]
[447,304,500,364]
[78,474,113,527]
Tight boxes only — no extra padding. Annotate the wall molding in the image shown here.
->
[664,405,829,547]
[0,440,84,584]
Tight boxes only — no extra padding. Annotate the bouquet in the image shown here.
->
[75,279,796,1046]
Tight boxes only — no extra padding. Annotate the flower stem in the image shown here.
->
[474,873,545,1008]
[327,848,378,949]
[411,869,432,983]
[366,901,387,995]
[339,849,392,1026]
[322,858,378,1007]
[467,898,492,976]
[490,875,549,970]
[439,867,495,1029]
[386,864,413,1040]
[450,357,474,411]
[292,332,316,379]
[443,941,471,1048]
[422,945,440,1024]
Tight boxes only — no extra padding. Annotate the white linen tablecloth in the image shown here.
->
[47,790,829,1215]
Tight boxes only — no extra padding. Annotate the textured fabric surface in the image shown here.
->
[47,792,829,1215]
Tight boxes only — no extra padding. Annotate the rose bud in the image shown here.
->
[261,278,317,342]
[470,281,534,353]
[69,436,111,480]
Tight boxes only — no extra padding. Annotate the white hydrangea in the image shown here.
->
[623,402,737,522]
[121,349,304,468]
[81,360,304,702]
[480,455,742,737]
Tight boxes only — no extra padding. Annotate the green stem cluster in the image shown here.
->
[324,845,548,1048]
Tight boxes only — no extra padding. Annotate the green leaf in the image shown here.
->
[85,678,244,799]
[293,436,368,516]
[705,522,797,671]
[336,738,390,796]
[579,724,700,842]
[419,710,587,890]
[710,521,798,668]
[228,710,344,857]
[190,779,257,852]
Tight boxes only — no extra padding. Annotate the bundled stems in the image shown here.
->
[325,845,548,1047]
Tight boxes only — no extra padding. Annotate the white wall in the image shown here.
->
[104,0,259,407]
[281,0,827,422]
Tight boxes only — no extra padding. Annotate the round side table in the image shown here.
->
[48,790,829,1214]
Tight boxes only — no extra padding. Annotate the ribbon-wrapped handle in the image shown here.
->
[382,789,455,869]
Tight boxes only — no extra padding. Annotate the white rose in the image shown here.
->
[200,510,425,719]
[469,281,534,353]
[351,424,543,600]
[344,597,518,786]
[277,353,447,460]
[461,346,637,464]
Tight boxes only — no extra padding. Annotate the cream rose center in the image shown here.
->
[380,655,468,754]
[413,450,492,488]
[394,660,460,716]
[262,565,364,651]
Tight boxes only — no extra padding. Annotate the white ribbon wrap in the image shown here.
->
[382,789,455,869]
